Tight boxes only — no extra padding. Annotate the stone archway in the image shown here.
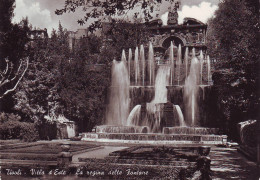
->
[161,35,186,49]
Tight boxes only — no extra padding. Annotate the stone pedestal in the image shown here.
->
[57,143,72,168]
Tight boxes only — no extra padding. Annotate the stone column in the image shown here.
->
[257,119,260,167]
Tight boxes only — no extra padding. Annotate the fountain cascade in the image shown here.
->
[82,42,227,144]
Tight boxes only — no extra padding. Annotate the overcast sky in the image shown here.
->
[12,0,219,34]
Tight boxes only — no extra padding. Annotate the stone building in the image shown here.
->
[68,29,89,51]
[145,6,207,63]
[148,17,207,56]
[28,29,48,40]
[27,29,48,48]
[101,8,208,63]
[68,28,102,51]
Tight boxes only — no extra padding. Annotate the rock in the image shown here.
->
[238,120,257,148]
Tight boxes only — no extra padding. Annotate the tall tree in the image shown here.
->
[0,0,29,106]
[13,23,70,122]
[206,0,259,140]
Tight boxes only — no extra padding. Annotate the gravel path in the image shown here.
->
[209,147,259,180]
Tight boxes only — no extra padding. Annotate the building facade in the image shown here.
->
[101,9,208,63]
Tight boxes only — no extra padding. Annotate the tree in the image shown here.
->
[0,57,29,99]
[13,22,110,132]
[57,57,110,132]
[56,0,178,31]
[0,0,30,101]
[13,23,70,123]
[206,0,259,140]
[72,34,102,64]
[99,19,152,64]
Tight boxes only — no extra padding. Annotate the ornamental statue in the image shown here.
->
[167,2,180,25]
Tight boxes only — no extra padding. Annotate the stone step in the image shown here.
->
[0,152,57,161]
[79,157,194,166]
[163,127,219,135]
[76,158,190,168]
[0,159,57,167]
[95,125,149,133]
[107,159,194,166]
[0,142,42,150]
[93,126,220,135]
[82,133,226,145]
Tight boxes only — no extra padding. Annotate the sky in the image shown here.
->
[12,0,219,34]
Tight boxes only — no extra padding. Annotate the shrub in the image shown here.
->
[19,122,39,142]
[0,112,21,123]
[0,113,39,142]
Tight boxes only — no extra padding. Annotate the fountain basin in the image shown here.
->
[82,132,227,145]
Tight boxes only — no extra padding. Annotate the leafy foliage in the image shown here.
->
[13,24,69,121]
[101,19,152,62]
[207,0,259,140]
[13,22,111,133]
[55,0,178,31]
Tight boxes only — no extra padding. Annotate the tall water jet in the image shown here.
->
[174,105,186,127]
[192,48,196,58]
[185,47,189,78]
[148,42,155,86]
[106,60,130,125]
[145,66,170,132]
[121,49,126,62]
[207,55,211,85]
[140,45,145,86]
[170,41,174,85]
[177,44,182,85]
[152,66,171,103]
[127,105,141,126]
[128,48,132,81]
[191,91,195,125]
[184,57,200,126]
[145,103,164,132]
[199,50,204,84]
[134,47,140,85]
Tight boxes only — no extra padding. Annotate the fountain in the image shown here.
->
[185,47,189,78]
[174,105,186,127]
[177,44,182,85]
[151,66,170,103]
[127,105,141,126]
[82,43,227,145]
[148,42,155,86]
[144,66,170,132]
[134,47,140,85]
[170,41,174,85]
[128,48,132,81]
[207,55,211,85]
[106,59,129,126]
[199,50,204,84]
[184,57,200,126]
[140,45,145,86]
